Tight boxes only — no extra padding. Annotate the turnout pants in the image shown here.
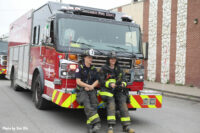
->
[100,88,131,126]
[76,90,100,125]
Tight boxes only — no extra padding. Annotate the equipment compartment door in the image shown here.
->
[22,45,30,82]
[17,44,30,83]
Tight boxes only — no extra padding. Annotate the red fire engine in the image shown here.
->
[7,2,162,110]
[0,40,8,78]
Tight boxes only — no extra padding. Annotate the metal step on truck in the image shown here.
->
[6,1,162,110]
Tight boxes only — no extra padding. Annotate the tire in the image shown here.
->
[10,69,22,91]
[32,74,51,110]
[0,74,5,79]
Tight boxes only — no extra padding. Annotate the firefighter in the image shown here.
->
[75,49,101,133]
[99,51,135,133]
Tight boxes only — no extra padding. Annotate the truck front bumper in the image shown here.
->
[51,89,162,109]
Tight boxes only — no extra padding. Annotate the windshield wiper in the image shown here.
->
[107,45,127,51]
[107,45,134,57]
[108,46,136,57]
[70,41,104,55]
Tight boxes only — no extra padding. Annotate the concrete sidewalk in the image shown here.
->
[144,80,200,101]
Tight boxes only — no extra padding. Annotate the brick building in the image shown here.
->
[112,0,200,87]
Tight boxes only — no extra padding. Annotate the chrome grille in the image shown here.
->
[92,56,132,69]
[92,56,132,82]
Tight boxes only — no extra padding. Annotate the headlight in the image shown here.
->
[68,64,77,71]
[134,68,144,75]
[61,71,67,76]
[59,59,78,79]
[133,68,144,81]
[139,75,144,80]
[1,60,7,66]
[2,56,7,60]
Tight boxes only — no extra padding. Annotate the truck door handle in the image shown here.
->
[43,57,46,63]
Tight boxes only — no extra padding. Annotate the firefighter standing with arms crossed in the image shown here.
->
[75,50,101,133]
[99,51,135,133]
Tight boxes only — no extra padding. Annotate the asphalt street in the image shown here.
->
[0,79,200,133]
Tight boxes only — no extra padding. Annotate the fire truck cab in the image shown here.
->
[7,2,162,110]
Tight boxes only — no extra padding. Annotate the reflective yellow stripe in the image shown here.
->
[122,81,127,87]
[56,92,63,104]
[90,114,99,122]
[105,81,110,88]
[156,95,162,104]
[105,79,116,88]
[61,95,73,107]
[61,96,71,107]
[99,91,113,97]
[91,66,95,70]
[77,105,84,108]
[121,117,131,122]
[52,90,57,101]
[61,94,77,108]
[87,114,99,124]
[107,116,116,120]
[87,120,91,124]
[130,95,141,108]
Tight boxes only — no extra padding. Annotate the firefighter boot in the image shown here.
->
[123,126,135,133]
[92,123,101,133]
[88,125,93,133]
[107,125,114,133]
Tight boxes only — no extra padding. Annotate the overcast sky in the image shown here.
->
[0,0,131,36]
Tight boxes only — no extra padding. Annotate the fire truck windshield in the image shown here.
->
[58,18,140,54]
[0,41,8,54]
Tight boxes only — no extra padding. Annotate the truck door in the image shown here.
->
[42,20,56,83]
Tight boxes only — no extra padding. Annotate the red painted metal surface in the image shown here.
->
[127,81,144,91]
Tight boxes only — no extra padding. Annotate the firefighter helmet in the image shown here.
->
[82,49,95,57]
[108,51,117,59]
[106,51,118,65]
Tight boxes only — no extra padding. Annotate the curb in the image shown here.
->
[144,87,200,102]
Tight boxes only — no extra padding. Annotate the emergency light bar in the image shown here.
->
[121,15,133,22]
[60,6,115,19]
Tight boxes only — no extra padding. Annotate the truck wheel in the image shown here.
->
[10,70,22,91]
[0,75,5,79]
[33,74,51,110]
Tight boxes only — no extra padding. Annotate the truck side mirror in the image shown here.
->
[46,37,52,44]
[143,42,148,60]
[44,36,54,46]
